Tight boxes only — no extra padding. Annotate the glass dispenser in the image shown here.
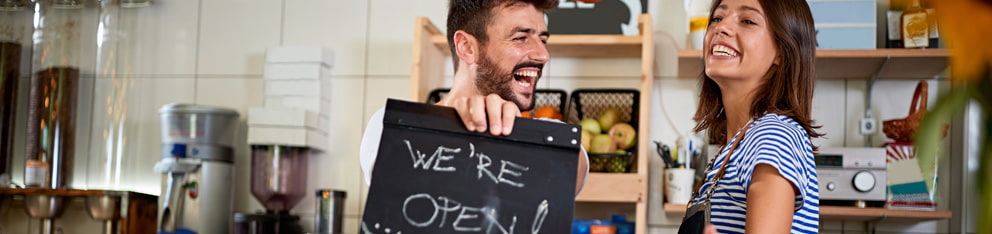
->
[0,0,33,187]
[84,0,150,192]
[25,0,98,188]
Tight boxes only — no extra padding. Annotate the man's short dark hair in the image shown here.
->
[446,0,558,71]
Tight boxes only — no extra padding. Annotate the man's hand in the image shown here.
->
[449,93,520,136]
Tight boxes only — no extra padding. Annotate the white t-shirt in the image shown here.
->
[360,108,589,191]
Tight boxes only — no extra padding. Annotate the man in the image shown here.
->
[360,0,588,194]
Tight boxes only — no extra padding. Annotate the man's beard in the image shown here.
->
[475,51,542,111]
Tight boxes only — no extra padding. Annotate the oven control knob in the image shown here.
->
[826,182,836,191]
[852,170,875,192]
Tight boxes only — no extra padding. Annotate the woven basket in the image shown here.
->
[883,81,929,143]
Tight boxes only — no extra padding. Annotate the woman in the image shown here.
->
[680,0,822,233]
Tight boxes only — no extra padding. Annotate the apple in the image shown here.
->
[598,108,621,130]
[590,134,617,154]
[616,149,626,154]
[609,123,637,150]
[578,118,602,134]
[581,130,593,150]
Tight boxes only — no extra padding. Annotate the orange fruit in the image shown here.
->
[533,106,562,120]
[521,111,532,118]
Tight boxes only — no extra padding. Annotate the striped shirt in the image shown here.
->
[689,114,819,233]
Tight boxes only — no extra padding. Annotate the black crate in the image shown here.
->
[425,88,568,112]
[566,89,640,173]
[564,89,640,128]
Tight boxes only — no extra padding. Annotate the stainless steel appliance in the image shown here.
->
[815,147,887,203]
[154,103,239,234]
[233,145,309,234]
[314,189,346,234]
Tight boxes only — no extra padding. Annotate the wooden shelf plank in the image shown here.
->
[575,173,646,202]
[663,203,952,221]
[678,48,949,79]
[0,187,107,197]
[431,34,643,58]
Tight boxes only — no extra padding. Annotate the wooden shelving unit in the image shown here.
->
[0,188,158,234]
[663,203,952,221]
[411,14,654,234]
[678,48,950,79]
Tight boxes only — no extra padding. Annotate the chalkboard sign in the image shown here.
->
[547,0,648,35]
[361,99,581,234]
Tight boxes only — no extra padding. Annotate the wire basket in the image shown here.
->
[425,88,568,112]
[566,89,640,173]
[564,89,640,128]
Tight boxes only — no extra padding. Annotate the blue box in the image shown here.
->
[808,0,877,49]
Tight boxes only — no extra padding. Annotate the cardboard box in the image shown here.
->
[809,0,876,49]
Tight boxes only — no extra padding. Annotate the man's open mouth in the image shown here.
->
[513,70,538,87]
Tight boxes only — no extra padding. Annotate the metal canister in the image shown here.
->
[314,189,345,234]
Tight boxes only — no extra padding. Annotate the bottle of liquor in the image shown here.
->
[901,0,929,48]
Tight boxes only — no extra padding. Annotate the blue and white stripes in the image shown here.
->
[689,113,819,233]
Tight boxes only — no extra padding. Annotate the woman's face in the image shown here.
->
[703,0,779,82]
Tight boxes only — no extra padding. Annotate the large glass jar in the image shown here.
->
[0,0,33,187]
[24,0,98,188]
[84,0,150,191]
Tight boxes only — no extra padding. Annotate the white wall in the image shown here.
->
[1,0,962,233]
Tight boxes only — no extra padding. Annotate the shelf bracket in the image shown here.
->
[863,55,891,147]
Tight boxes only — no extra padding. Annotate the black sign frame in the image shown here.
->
[361,99,581,234]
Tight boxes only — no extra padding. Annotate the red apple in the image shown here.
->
[609,123,637,150]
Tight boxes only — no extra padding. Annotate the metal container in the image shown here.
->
[23,194,66,234]
[159,103,240,147]
[314,189,345,234]
[85,193,122,234]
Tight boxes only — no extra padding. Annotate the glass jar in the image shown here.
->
[0,0,33,186]
[84,0,150,191]
[24,0,98,188]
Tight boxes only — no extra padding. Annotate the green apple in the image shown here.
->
[590,134,617,154]
[578,118,602,134]
[581,130,593,150]
[609,123,637,150]
[598,108,621,130]
[615,149,627,154]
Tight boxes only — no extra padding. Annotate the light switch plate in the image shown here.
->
[860,118,877,135]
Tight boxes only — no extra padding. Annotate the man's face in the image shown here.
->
[475,3,550,111]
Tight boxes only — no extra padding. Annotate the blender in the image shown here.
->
[233,145,309,234]
[154,103,239,234]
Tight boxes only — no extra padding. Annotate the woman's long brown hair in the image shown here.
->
[692,0,824,147]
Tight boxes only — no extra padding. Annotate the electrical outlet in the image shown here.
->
[860,118,877,135]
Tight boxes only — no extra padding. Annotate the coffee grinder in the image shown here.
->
[233,145,310,234]
[154,103,239,234]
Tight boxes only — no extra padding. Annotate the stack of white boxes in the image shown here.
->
[247,46,333,151]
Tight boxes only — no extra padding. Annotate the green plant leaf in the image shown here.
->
[915,86,973,193]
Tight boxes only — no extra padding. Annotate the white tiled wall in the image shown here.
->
[282,1,370,76]
[197,0,282,75]
[1,0,961,233]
